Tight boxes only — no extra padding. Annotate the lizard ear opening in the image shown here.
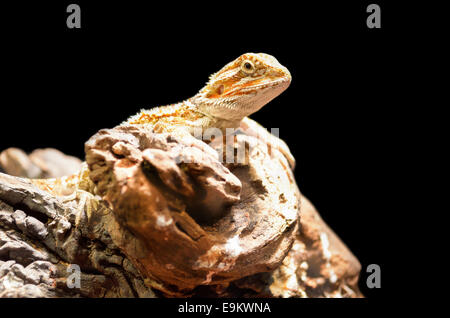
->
[205,84,225,98]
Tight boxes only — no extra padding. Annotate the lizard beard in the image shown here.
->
[192,81,290,122]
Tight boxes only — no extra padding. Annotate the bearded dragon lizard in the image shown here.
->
[30,53,294,220]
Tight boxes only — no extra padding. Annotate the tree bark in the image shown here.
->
[0,126,363,297]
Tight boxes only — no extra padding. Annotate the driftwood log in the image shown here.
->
[0,126,362,297]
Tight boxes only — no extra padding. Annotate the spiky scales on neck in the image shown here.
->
[127,53,291,132]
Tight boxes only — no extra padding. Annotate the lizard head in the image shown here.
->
[192,53,291,121]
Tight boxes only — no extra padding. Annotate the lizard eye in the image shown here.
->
[241,60,255,74]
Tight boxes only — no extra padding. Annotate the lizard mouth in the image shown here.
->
[234,77,291,95]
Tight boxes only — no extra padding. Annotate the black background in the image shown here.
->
[1,0,416,303]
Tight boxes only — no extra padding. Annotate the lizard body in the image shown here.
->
[127,52,291,134]
[31,53,294,203]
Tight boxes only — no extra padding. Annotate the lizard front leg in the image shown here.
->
[31,162,100,226]
[67,164,101,226]
[62,188,99,227]
[239,117,296,170]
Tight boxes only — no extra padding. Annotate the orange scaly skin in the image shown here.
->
[31,173,79,197]
[32,53,294,202]
[128,103,204,133]
[126,53,292,134]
